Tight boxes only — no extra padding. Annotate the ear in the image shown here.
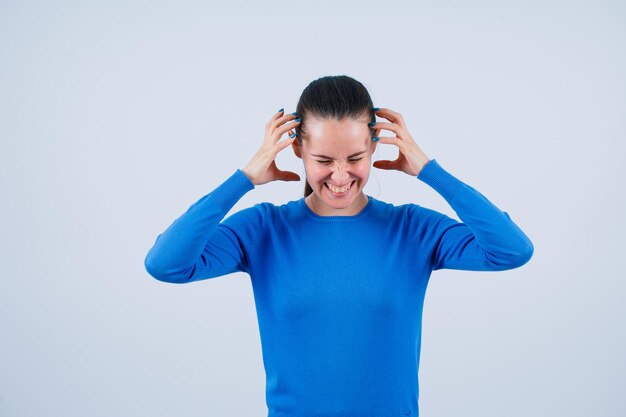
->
[291,140,302,159]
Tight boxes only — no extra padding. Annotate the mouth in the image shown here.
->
[324,180,356,197]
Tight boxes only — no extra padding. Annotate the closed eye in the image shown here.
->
[318,158,362,165]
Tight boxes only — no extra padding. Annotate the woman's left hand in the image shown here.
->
[370,108,431,177]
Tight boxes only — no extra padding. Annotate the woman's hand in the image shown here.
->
[370,108,431,177]
[242,109,302,186]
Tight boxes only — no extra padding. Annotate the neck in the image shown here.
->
[306,191,368,216]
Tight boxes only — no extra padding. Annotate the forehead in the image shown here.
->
[304,116,371,155]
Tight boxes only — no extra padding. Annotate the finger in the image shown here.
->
[265,120,300,146]
[369,121,400,135]
[374,136,399,145]
[276,170,301,182]
[271,120,301,142]
[372,159,400,170]
[268,112,299,131]
[275,133,297,151]
[265,108,286,129]
[373,108,406,128]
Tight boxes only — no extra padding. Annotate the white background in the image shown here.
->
[1,0,624,416]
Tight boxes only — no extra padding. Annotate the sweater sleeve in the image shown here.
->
[414,159,534,271]
[144,168,260,283]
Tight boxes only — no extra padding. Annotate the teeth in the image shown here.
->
[327,181,352,193]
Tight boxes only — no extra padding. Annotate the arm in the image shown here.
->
[415,159,534,271]
[144,169,260,283]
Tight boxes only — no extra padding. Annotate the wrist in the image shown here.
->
[241,168,255,185]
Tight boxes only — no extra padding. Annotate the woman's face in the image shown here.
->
[292,115,377,216]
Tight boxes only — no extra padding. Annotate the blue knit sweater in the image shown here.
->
[144,159,534,417]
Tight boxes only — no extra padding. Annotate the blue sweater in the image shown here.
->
[144,159,534,417]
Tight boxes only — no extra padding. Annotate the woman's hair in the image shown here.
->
[294,75,376,197]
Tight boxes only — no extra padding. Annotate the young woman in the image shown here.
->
[144,75,534,417]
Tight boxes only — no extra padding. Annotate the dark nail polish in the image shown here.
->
[278,108,284,113]
[291,112,298,116]
[372,137,379,142]
[295,118,301,122]
[372,107,380,111]
[368,121,376,126]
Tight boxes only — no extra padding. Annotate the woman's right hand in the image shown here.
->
[242,109,302,186]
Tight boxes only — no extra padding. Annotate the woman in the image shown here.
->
[144,75,534,417]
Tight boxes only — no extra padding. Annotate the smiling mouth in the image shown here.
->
[325,180,355,194]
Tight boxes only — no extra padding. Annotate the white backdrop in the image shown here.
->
[1,0,624,416]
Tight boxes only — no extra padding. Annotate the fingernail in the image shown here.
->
[291,112,298,116]
[372,107,380,111]
[372,137,379,142]
[278,108,284,113]
[289,132,296,138]
[368,121,376,126]
[295,118,301,122]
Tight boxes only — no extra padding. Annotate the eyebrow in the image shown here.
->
[310,150,368,159]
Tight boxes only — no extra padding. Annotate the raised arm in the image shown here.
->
[415,159,534,271]
[144,168,259,283]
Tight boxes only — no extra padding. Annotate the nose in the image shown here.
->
[330,161,350,183]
